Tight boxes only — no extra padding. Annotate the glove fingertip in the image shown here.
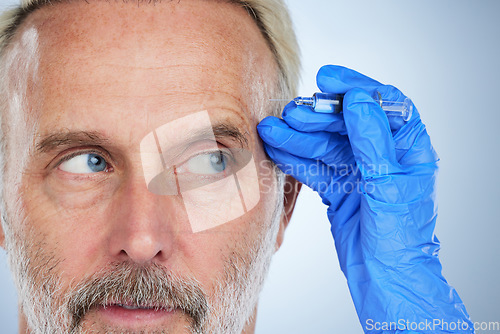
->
[344,87,378,108]
[257,117,286,145]
[317,64,346,78]
[281,101,300,118]
[343,88,399,174]
[317,65,351,94]
[257,116,282,131]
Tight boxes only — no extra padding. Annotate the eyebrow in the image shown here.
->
[36,131,111,154]
[35,123,249,154]
[194,123,249,148]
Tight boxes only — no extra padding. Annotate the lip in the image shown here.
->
[98,302,177,326]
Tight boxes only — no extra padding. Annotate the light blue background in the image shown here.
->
[1,0,499,333]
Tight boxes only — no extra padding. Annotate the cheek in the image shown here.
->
[167,166,279,292]
[17,183,110,279]
[13,163,131,281]
[176,204,272,294]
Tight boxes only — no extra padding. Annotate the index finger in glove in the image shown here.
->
[343,88,401,178]
[317,65,383,95]
[257,116,353,166]
[281,101,347,134]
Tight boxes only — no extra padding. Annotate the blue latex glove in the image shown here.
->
[258,65,473,333]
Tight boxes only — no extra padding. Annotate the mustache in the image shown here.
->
[66,262,208,333]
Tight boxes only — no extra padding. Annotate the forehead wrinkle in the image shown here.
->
[29,0,277,114]
[31,1,260,57]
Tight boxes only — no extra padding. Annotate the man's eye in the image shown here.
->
[181,151,229,175]
[59,153,108,174]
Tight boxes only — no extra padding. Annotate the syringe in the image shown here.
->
[291,92,413,121]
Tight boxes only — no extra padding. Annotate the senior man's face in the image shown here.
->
[0,1,295,333]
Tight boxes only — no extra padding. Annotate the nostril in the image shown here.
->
[106,187,177,264]
[118,232,165,264]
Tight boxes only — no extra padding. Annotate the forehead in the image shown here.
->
[14,0,277,135]
[28,0,268,59]
[30,0,266,62]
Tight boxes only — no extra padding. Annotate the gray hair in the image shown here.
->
[0,0,300,230]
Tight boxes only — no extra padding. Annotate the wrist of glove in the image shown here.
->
[258,65,473,333]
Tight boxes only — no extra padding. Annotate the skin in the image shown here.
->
[0,0,300,332]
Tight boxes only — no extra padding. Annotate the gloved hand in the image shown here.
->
[258,65,473,333]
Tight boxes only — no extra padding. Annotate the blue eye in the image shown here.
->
[183,151,228,175]
[59,153,108,174]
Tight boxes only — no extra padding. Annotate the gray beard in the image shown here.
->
[3,193,283,334]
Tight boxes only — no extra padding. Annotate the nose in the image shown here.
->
[107,177,182,264]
